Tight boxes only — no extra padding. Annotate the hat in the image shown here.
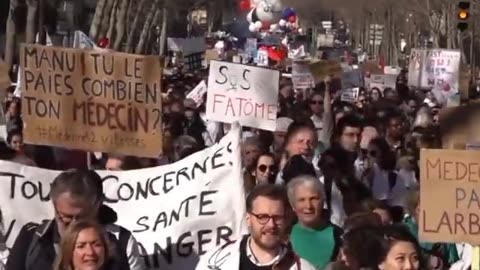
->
[276,117,293,132]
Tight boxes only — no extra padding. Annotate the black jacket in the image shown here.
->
[6,205,130,270]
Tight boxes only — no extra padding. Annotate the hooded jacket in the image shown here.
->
[6,205,145,270]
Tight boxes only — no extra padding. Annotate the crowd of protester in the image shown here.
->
[0,63,472,270]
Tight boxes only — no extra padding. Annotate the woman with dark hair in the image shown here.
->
[377,225,425,270]
[363,138,408,210]
[244,152,278,194]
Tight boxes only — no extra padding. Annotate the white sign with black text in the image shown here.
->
[0,124,247,270]
[206,61,279,131]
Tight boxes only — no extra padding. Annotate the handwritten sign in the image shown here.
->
[292,60,314,89]
[206,61,279,131]
[340,88,359,103]
[186,80,207,107]
[20,44,163,157]
[309,60,342,82]
[420,149,480,245]
[0,124,247,270]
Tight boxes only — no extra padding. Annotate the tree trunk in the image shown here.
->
[4,0,19,68]
[90,0,108,40]
[106,0,118,45]
[99,0,116,39]
[135,1,159,54]
[125,0,148,53]
[113,0,129,50]
[26,0,38,44]
[159,7,167,56]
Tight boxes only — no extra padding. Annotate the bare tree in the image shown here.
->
[113,0,130,50]
[26,0,38,44]
[4,0,19,68]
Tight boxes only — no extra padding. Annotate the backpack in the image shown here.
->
[25,220,132,270]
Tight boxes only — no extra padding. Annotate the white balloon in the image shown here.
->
[249,23,258,32]
[279,19,287,27]
[255,0,283,24]
[247,9,255,23]
[270,24,278,31]
[254,21,263,29]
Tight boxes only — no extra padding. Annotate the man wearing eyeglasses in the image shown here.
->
[196,184,316,270]
[7,169,144,270]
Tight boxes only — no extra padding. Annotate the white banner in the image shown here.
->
[0,124,246,270]
[341,87,360,103]
[206,61,279,131]
[423,50,461,103]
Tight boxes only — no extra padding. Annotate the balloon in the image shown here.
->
[255,0,283,24]
[249,23,258,32]
[282,7,295,18]
[98,37,110,48]
[278,19,287,27]
[288,15,296,23]
[254,21,263,29]
[239,0,251,11]
[270,24,278,31]
[247,9,255,22]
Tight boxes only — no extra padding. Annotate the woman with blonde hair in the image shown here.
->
[54,220,115,270]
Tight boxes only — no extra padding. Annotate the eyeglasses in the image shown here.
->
[257,164,276,173]
[309,100,323,105]
[249,212,285,225]
[55,209,84,225]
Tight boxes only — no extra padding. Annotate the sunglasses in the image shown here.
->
[258,164,276,173]
[310,100,323,105]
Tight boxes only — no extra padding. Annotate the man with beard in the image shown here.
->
[196,184,316,270]
[287,175,342,269]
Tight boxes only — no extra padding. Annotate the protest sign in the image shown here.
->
[73,31,96,49]
[384,66,401,75]
[361,60,383,75]
[408,49,424,88]
[420,149,480,245]
[341,69,362,89]
[309,60,342,82]
[245,38,258,59]
[0,124,247,270]
[292,60,314,89]
[206,61,279,131]
[20,44,163,157]
[256,48,269,67]
[340,88,359,103]
[167,37,206,56]
[186,80,207,107]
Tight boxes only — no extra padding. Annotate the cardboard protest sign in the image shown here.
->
[20,44,163,158]
[206,61,279,131]
[361,60,383,75]
[186,80,207,107]
[0,124,247,270]
[408,49,424,88]
[420,149,480,245]
[309,60,342,82]
[292,60,314,89]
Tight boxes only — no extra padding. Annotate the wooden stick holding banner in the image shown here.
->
[473,246,479,270]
